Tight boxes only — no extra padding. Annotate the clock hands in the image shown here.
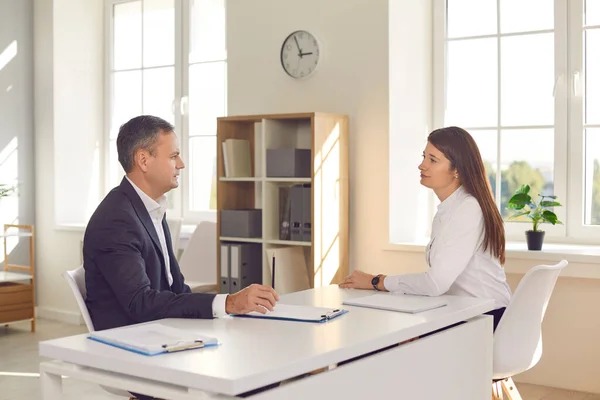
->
[293,36,303,58]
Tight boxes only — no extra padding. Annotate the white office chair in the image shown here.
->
[62,267,133,398]
[491,259,568,399]
[178,221,218,293]
[166,216,183,255]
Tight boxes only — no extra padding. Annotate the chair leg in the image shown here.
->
[492,381,503,399]
[31,319,36,333]
[500,377,523,400]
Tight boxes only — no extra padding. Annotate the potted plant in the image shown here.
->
[507,184,563,250]
[0,184,13,199]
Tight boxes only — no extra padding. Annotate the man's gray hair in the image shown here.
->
[116,115,174,173]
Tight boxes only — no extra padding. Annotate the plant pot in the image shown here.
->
[526,230,545,251]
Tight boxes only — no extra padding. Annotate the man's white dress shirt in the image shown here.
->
[127,177,227,317]
[384,185,512,309]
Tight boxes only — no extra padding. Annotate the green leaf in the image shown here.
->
[508,211,530,220]
[543,195,558,199]
[0,184,13,199]
[540,200,562,208]
[507,203,526,210]
[542,210,562,225]
[516,184,531,195]
[508,193,531,205]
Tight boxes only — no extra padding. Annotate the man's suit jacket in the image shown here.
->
[84,177,216,331]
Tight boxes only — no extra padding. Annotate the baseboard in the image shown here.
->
[36,306,84,325]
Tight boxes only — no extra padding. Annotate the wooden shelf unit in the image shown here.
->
[0,224,35,332]
[216,112,349,292]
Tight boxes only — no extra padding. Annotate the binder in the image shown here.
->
[220,244,230,294]
[278,186,291,240]
[301,184,311,242]
[87,323,219,356]
[229,243,262,293]
[343,293,448,314]
[232,304,348,323]
[290,185,303,241]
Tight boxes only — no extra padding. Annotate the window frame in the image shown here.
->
[428,0,600,244]
[104,0,226,225]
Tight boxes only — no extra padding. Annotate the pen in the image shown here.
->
[161,340,204,353]
[271,254,276,289]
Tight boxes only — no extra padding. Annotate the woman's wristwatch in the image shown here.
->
[371,274,384,291]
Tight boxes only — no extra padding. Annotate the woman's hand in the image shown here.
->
[339,270,376,290]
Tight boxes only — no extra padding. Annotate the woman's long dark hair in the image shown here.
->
[428,127,505,264]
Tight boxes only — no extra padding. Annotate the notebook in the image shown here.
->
[343,293,448,314]
[88,323,219,356]
[233,304,348,323]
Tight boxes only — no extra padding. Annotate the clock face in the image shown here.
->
[280,30,320,79]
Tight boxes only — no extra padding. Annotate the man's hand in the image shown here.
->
[339,270,376,290]
[225,284,280,315]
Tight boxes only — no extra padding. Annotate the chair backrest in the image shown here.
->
[62,266,95,332]
[493,259,568,379]
[178,221,217,284]
[166,217,183,253]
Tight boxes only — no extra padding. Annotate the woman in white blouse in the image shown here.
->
[340,126,512,330]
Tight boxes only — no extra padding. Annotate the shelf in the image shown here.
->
[0,271,33,283]
[265,239,312,247]
[0,232,33,238]
[219,236,263,243]
[219,177,262,182]
[216,112,349,293]
[265,177,311,183]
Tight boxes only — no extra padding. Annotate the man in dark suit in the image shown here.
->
[84,115,278,329]
[84,115,279,399]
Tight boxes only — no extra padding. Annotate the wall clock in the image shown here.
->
[280,30,320,79]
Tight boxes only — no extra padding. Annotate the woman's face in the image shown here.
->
[418,142,458,191]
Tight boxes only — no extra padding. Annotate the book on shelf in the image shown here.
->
[266,246,310,295]
[222,139,252,178]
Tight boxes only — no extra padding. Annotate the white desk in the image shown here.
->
[39,286,495,400]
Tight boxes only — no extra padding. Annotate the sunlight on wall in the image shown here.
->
[0,40,17,73]
[0,137,20,262]
[313,123,341,287]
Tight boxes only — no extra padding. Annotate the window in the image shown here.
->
[436,0,600,242]
[106,0,226,222]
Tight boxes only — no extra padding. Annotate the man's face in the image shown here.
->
[143,131,185,195]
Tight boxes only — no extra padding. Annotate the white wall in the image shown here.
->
[34,0,102,323]
[53,0,103,225]
[227,0,390,274]
[227,0,600,394]
[0,0,35,265]
[30,0,600,393]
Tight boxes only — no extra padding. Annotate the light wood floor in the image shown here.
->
[0,318,598,399]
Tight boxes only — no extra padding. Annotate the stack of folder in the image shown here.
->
[279,184,311,242]
[219,243,262,294]
[222,139,252,177]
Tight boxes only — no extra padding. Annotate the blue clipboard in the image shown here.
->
[87,323,219,356]
[232,304,349,323]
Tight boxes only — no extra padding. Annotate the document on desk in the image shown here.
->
[343,293,447,314]
[88,323,219,356]
[233,304,348,323]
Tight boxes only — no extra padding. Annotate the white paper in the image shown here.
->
[89,323,218,355]
[343,293,447,314]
